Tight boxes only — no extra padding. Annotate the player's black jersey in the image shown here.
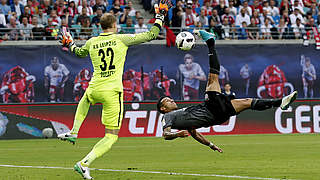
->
[162,91,237,130]
[222,90,236,100]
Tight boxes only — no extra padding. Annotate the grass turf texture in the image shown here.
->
[0,134,319,180]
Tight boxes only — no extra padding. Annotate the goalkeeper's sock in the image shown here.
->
[81,133,118,167]
[206,38,220,75]
[251,99,282,111]
[70,94,91,134]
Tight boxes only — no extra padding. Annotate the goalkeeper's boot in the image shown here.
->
[280,91,298,110]
[74,161,93,179]
[194,30,216,41]
[57,132,77,145]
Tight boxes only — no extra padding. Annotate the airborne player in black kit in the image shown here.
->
[157,30,298,153]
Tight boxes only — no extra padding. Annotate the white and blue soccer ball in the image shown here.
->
[175,31,195,51]
[42,128,53,138]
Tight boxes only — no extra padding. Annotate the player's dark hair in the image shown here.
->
[157,96,169,114]
[100,13,117,30]
[224,82,231,86]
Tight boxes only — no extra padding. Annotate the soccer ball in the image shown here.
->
[175,31,195,51]
[42,128,53,138]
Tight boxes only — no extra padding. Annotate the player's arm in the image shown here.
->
[163,127,188,140]
[59,30,89,58]
[188,129,223,153]
[117,0,171,46]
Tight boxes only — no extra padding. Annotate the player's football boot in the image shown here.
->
[280,91,298,110]
[193,30,216,41]
[57,132,77,145]
[74,161,93,179]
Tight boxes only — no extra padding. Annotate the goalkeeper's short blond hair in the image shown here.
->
[100,13,117,30]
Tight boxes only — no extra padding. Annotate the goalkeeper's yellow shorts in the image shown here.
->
[85,88,123,130]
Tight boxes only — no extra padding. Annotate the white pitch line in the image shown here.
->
[0,164,293,180]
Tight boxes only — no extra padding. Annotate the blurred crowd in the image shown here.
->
[165,0,320,39]
[0,0,149,40]
[0,0,319,41]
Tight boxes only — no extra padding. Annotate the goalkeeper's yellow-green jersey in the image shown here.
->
[70,22,162,92]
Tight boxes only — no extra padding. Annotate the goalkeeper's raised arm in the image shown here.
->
[60,0,171,58]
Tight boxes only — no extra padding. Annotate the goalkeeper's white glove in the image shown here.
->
[154,0,172,22]
[59,30,74,48]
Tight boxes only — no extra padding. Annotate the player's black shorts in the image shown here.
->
[204,91,237,124]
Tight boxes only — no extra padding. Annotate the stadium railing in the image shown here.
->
[0,26,315,41]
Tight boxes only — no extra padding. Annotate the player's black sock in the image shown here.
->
[251,99,282,111]
[206,39,220,75]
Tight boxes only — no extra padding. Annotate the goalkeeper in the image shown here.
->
[57,1,171,179]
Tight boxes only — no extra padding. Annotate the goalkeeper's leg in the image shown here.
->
[58,91,91,144]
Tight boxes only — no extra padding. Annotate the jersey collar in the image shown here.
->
[100,32,114,36]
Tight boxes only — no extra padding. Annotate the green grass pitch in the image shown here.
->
[0,134,319,180]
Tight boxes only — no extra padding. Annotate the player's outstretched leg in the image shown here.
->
[58,92,91,144]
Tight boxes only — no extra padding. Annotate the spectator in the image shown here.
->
[92,7,103,25]
[92,0,107,13]
[67,1,78,18]
[127,1,136,16]
[121,17,134,34]
[26,0,36,15]
[235,8,250,27]
[19,16,33,40]
[252,10,260,25]
[19,6,32,24]
[191,0,200,9]
[181,4,197,28]
[221,7,235,25]
[31,16,45,40]
[228,0,237,16]
[292,18,305,39]
[203,1,212,16]
[119,0,126,6]
[277,18,288,39]
[279,0,290,15]
[0,0,11,16]
[40,0,53,14]
[171,0,183,27]
[221,18,231,39]
[77,0,93,16]
[49,10,61,25]
[308,2,318,16]
[251,0,262,14]
[290,0,304,8]
[35,9,48,26]
[270,0,280,16]
[260,9,275,25]
[208,18,222,38]
[261,18,272,39]
[290,8,305,25]
[232,0,241,7]
[111,0,123,15]
[209,9,220,25]
[305,18,316,39]
[196,8,208,26]
[291,0,304,15]
[0,9,6,26]
[76,7,89,25]
[238,21,248,39]
[239,0,252,16]
[45,18,59,40]
[119,6,130,24]
[178,54,206,100]
[79,17,92,40]
[214,0,227,16]
[282,10,291,25]
[11,0,24,17]
[5,16,18,40]
[56,0,66,17]
[134,16,147,33]
[248,17,259,39]
[262,1,272,16]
